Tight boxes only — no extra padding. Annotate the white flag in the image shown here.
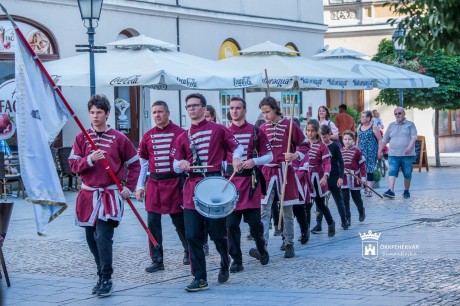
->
[15,33,71,235]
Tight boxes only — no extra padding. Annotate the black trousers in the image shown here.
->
[147,212,188,263]
[271,195,280,228]
[184,209,230,281]
[316,175,347,225]
[85,219,116,280]
[226,208,266,265]
[342,188,364,220]
[306,202,313,226]
[312,183,334,226]
[293,204,309,232]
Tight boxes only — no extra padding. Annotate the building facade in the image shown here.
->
[1,0,328,147]
[323,0,458,155]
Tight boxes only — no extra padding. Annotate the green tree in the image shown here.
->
[385,0,460,55]
[372,39,460,166]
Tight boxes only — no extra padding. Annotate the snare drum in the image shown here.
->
[193,177,238,219]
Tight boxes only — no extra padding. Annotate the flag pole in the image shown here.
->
[1,4,159,247]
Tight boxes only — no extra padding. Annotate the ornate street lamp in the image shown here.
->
[392,29,406,107]
[77,0,104,97]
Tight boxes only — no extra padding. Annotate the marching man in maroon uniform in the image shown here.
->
[69,94,140,297]
[226,97,273,272]
[135,101,189,274]
[172,93,244,292]
[254,96,307,259]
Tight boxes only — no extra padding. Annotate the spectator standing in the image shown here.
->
[0,139,13,159]
[372,110,385,130]
[357,111,381,197]
[378,107,417,199]
[317,106,340,145]
[334,104,356,146]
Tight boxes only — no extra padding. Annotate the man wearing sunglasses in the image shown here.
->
[378,107,417,199]
[172,93,244,292]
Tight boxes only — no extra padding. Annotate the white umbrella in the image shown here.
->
[313,47,438,89]
[44,35,262,90]
[219,41,375,91]
[313,47,368,59]
[105,34,177,50]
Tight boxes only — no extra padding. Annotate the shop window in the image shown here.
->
[219,90,243,126]
[439,109,460,136]
[112,29,140,144]
[326,90,364,116]
[280,92,301,119]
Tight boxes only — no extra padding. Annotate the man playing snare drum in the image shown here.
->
[225,97,273,272]
[172,93,243,292]
[135,101,190,273]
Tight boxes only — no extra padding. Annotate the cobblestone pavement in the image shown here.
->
[1,165,459,305]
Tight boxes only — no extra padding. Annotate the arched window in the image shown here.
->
[218,39,243,126]
[0,16,60,145]
[0,16,59,61]
[218,38,241,60]
[116,28,139,40]
[285,42,300,57]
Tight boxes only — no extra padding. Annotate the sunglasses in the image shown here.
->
[394,112,403,115]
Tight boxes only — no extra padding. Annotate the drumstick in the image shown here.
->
[189,165,213,169]
[222,171,237,192]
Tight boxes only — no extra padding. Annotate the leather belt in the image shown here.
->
[226,165,253,177]
[188,171,222,178]
[149,172,181,180]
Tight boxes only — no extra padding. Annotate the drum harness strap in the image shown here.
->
[251,126,267,198]
[187,129,221,178]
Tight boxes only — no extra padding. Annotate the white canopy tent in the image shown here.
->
[219,41,376,91]
[44,35,262,90]
[313,47,438,89]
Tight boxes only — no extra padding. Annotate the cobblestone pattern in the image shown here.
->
[4,237,460,304]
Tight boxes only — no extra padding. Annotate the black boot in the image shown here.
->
[311,223,322,234]
[328,222,336,237]
[145,261,165,273]
[359,208,366,222]
[341,217,349,230]
[299,226,310,244]
[183,250,190,265]
[284,244,295,258]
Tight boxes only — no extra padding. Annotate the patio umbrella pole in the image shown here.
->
[264,69,270,96]
[277,95,295,230]
[3,8,160,247]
